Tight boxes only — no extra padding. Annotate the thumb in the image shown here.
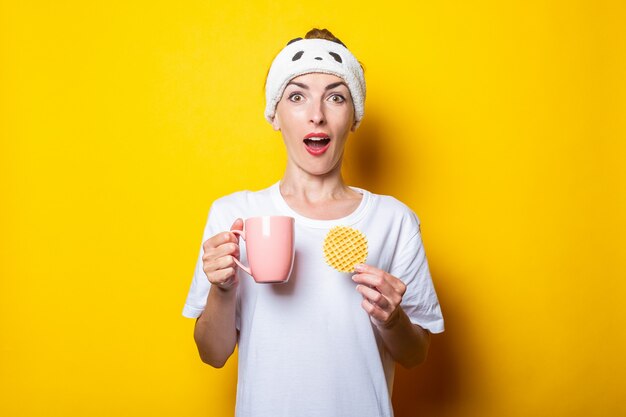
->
[230,218,244,231]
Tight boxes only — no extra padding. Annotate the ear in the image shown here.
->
[351,118,358,132]
[271,113,281,131]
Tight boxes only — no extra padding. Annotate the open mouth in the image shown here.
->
[303,132,332,156]
[303,137,331,149]
[303,136,331,155]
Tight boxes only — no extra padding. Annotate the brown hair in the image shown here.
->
[286,28,347,48]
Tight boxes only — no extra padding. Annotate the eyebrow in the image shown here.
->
[286,81,348,91]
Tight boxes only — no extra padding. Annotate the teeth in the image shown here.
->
[307,137,330,141]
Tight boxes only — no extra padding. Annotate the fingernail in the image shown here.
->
[354,264,365,272]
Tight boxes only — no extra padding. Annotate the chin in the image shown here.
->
[303,161,342,177]
[301,167,331,177]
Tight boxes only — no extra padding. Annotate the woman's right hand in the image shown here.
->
[202,218,243,292]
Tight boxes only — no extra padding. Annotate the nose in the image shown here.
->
[309,100,326,125]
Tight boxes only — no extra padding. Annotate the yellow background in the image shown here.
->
[1,1,625,416]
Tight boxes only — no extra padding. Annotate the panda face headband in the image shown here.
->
[264,38,366,129]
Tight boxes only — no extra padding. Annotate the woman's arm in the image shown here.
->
[369,305,431,368]
[194,285,238,368]
[352,263,431,368]
[193,219,243,368]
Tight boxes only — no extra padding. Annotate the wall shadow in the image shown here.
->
[345,116,472,416]
[391,280,467,417]
[344,115,393,195]
[344,112,425,199]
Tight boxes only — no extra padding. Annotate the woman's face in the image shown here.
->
[272,72,356,177]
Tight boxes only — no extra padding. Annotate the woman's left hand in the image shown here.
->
[352,264,407,329]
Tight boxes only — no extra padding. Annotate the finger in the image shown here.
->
[391,279,407,297]
[202,243,240,268]
[203,231,239,252]
[204,257,238,281]
[352,272,395,296]
[210,267,238,288]
[356,284,390,310]
[353,264,406,298]
[354,263,383,275]
[361,298,393,324]
[230,218,244,232]
[205,241,240,259]
[205,254,238,275]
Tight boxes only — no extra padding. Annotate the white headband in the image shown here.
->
[264,38,366,129]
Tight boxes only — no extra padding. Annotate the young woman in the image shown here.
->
[183,28,444,417]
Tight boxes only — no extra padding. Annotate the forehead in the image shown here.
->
[287,72,348,88]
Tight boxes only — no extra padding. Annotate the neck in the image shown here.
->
[280,160,355,202]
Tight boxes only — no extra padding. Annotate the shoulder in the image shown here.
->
[211,189,253,211]
[210,184,274,212]
[202,185,274,233]
[366,191,421,227]
[374,193,418,216]
[353,188,423,244]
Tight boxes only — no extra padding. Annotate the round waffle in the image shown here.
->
[323,226,368,273]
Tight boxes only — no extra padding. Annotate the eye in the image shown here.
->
[288,92,304,102]
[328,94,345,103]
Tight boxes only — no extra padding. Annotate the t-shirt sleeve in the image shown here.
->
[389,220,445,334]
[182,204,220,319]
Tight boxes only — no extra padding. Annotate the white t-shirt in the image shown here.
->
[183,182,444,417]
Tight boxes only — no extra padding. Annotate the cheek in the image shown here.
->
[330,110,355,133]
[279,119,304,146]
[276,105,305,126]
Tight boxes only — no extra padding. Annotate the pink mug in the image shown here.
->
[231,216,295,283]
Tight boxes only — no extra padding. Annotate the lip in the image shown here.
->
[304,141,331,156]
[304,132,330,139]
[303,132,331,156]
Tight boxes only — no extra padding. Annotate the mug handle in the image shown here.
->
[230,230,252,276]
